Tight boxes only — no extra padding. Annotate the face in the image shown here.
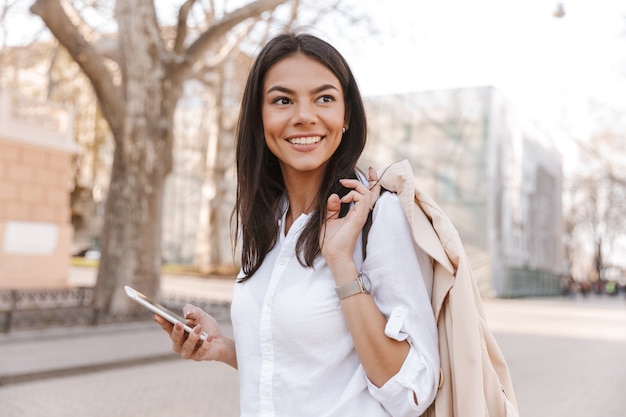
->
[262,54,347,181]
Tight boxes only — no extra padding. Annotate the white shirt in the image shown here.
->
[231,191,439,417]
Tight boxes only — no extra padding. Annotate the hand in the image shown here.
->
[154,304,232,364]
[320,167,381,266]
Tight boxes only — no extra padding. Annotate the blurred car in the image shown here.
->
[73,247,101,260]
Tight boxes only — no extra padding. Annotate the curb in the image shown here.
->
[0,352,178,386]
[0,321,179,387]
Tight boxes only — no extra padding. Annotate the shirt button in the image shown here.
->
[278,258,287,265]
[261,344,271,353]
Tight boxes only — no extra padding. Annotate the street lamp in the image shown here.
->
[553,2,565,18]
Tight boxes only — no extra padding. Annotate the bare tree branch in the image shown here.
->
[205,20,255,69]
[170,0,289,81]
[207,0,216,24]
[191,19,256,83]
[174,0,196,55]
[287,0,300,29]
[30,0,123,136]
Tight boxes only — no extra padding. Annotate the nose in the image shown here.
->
[292,101,316,126]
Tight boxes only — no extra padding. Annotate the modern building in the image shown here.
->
[363,86,563,297]
[0,91,77,288]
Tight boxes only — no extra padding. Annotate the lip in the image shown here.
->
[285,134,325,151]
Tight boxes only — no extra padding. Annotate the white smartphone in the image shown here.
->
[124,285,209,341]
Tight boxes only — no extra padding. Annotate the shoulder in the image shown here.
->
[368,190,411,240]
[373,189,402,218]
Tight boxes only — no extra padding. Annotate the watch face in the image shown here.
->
[361,273,372,293]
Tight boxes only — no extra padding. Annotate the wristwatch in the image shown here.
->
[335,273,371,300]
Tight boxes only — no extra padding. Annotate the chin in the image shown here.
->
[283,158,330,175]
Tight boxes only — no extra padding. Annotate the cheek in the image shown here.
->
[332,107,347,129]
[261,110,282,138]
[263,128,281,158]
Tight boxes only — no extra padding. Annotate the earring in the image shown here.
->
[342,127,346,134]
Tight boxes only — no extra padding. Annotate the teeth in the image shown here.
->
[288,136,322,145]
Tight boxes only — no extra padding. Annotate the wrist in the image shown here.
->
[327,261,359,286]
[219,337,238,369]
[336,273,371,300]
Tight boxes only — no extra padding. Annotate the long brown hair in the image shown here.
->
[233,32,367,280]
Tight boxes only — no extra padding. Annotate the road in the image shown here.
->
[1,272,624,417]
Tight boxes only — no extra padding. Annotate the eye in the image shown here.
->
[317,95,335,103]
[272,97,292,105]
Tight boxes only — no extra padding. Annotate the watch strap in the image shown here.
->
[335,274,369,300]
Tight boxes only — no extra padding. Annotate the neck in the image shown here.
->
[281,168,324,232]
[285,182,318,222]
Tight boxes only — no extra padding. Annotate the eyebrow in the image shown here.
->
[266,83,340,95]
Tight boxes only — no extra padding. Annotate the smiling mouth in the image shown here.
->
[287,136,323,145]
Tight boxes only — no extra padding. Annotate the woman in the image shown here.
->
[155,32,439,416]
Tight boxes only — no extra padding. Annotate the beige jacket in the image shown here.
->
[378,160,519,417]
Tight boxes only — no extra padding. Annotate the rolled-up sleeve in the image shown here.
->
[367,345,438,416]
[361,192,440,416]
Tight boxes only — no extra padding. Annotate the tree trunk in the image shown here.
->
[194,68,237,273]
[30,0,291,312]
[211,115,238,269]
[194,87,218,272]
[93,0,176,313]
[93,143,167,312]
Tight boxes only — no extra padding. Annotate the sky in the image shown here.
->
[322,0,626,150]
[320,0,626,262]
[4,0,625,150]
[4,0,624,261]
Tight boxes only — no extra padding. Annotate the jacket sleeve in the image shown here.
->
[361,192,440,416]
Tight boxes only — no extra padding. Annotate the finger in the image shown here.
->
[368,167,380,189]
[183,304,200,320]
[191,338,211,362]
[181,324,203,359]
[340,187,374,207]
[153,314,173,332]
[339,178,369,192]
[339,189,366,206]
[326,193,342,219]
[368,167,381,206]
[171,322,187,352]
[338,174,380,212]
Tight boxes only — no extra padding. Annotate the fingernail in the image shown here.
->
[194,325,201,334]
[174,322,182,331]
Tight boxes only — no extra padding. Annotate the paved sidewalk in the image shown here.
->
[486,296,626,417]
[67,265,237,303]
[0,266,236,385]
[0,267,625,417]
[0,321,177,385]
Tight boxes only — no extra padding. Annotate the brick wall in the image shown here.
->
[0,91,76,288]
[0,139,74,288]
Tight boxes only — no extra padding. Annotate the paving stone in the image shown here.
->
[1,267,624,417]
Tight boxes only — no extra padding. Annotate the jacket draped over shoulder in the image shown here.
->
[378,160,519,417]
